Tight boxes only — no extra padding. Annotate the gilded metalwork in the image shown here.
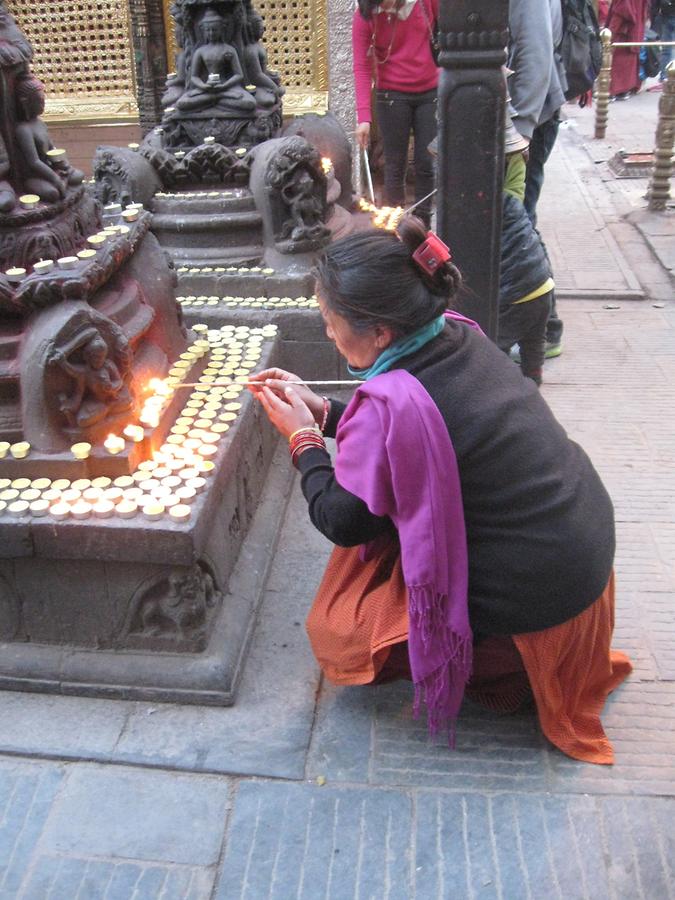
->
[7,0,138,123]
[594,29,613,140]
[162,0,328,114]
[647,61,675,211]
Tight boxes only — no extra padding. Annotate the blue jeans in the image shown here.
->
[653,14,675,79]
[375,88,437,222]
[524,114,560,227]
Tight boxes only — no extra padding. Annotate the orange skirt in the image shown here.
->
[306,545,632,764]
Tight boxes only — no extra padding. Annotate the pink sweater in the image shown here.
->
[352,0,440,124]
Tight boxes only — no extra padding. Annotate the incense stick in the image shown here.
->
[171,379,364,389]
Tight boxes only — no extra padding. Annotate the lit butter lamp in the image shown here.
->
[104,434,125,455]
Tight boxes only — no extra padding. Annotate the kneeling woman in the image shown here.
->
[251,217,631,764]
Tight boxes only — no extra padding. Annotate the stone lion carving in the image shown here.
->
[127,563,221,648]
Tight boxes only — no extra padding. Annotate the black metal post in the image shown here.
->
[436,1,509,341]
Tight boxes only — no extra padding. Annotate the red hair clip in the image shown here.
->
[412,231,452,276]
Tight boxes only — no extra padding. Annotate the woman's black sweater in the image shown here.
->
[296,321,615,637]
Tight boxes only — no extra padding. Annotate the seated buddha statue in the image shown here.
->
[176,9,255,115]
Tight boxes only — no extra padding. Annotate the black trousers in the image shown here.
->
[497,291,553,387]
[375,88,437,222]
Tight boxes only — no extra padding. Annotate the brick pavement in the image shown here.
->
[1,107,675,899]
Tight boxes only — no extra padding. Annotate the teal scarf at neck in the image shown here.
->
[348,315,445,380]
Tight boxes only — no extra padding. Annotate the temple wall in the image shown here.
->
[326,0,359,187]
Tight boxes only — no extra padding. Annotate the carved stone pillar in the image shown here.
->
[436,1,509,340]
[128,0,169,134]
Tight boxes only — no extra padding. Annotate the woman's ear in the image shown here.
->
[373,325,395,350]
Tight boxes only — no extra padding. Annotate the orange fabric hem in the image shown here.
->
[513,572,632,765]
[306,542,409,686]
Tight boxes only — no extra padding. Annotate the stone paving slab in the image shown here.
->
[537,132,644,298]
[0,761,63,900]
[210,780,675,900]
[214,780,413,900]
[0,758,227,900]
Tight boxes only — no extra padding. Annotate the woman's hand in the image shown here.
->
[248,368,325,425]
[255,385,316,439]
[355,122,371,150]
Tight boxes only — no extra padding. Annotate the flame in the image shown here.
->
[321,157,332,175]
[357,198,404,231]
[148,377,172,397]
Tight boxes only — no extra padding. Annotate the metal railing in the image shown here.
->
[594,29,675,210]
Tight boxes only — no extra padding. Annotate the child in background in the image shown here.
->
[497,116,555,386]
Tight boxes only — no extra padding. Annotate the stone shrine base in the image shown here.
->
[0,326,283,704]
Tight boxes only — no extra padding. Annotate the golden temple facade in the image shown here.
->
[8,0,329,124]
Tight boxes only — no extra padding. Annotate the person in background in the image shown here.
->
[605,0,650,98]
[352,0,439,225]
[508,0,566,357]
[497,120,555,387]
[650,0,675,89]
[249,217,632,764]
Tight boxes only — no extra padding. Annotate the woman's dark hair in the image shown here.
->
[357,0,378,18]
[314,215,462,336]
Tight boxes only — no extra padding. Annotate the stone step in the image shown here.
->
[151,188,257,216]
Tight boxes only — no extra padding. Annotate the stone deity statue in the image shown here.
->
[176,9,255,115]
[49,329,132,429]
[161,10,188,109]
[241,11,284,110]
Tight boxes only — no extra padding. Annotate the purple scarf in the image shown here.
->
[335,369,472,742]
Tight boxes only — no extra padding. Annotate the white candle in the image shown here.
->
[123,425,144,443]
[58,256,79,271]
[19,194,40,209]
[93,500,115,518]
[29,499,50,517]
[104,434,125,455]
[71,500,92,520]
[116,500,138,519]
[169,504,191,522]
[33,259,55,274]
[9,441,30,459]
[70,442,91,460]
[5,267,26,283]
[142,502,165,520]
[50,502,71,520]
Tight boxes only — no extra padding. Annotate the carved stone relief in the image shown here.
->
[124,561,223,652]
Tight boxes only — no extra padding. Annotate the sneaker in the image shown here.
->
[544,340,562,359]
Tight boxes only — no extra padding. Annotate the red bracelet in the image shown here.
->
[289,426,326,465]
